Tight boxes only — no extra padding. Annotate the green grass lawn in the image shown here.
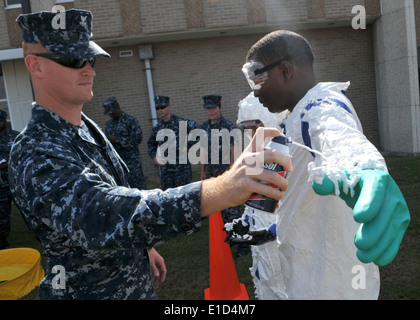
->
[374,156,420,299]
[3,156,419,300]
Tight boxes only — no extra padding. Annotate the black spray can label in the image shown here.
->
[245,136,290,213]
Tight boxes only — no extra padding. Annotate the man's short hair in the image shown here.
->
[246,30,314,69]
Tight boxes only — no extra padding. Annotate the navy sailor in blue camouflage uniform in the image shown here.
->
[147,96,199,190]
[9,9,292,300]
[200,95,242,224]
[0,110,19,249]
[103,96,147,190]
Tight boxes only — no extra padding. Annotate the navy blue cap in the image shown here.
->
[154,96,170,107]
[16,9,110,59]
[103,96,119,115]
[202,94,221,108]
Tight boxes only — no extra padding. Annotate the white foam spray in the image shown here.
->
[289,140,327,161]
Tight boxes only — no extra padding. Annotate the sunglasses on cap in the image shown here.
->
[31,53,96,69]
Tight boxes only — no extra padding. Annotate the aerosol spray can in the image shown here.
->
[245,135,290,213]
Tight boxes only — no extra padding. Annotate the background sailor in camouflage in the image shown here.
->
[10,8,292,300]
[0,110,19,249]
[104,97,147,190]
[200,95,242,223]
[147,96,200,190]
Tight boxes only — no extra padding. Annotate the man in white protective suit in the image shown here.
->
[241,30,410,299]
[224,92,289,299]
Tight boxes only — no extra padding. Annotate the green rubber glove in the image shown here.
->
[312,169,410,266]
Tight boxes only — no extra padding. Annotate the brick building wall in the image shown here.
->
[0,1,9,49]
[203,0,249,27]
[139,0,187,33]
[265,0,308,23]
[324,0,363,18]
[69,0,377,37]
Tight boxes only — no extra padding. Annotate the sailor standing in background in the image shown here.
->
[200,95,242,225]
[148,95,199,190]
[104,96,147,190]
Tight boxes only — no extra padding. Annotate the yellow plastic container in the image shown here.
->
[0,248,44,300]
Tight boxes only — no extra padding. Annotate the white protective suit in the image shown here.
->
[237,93,289,299]
[277,82,385,299]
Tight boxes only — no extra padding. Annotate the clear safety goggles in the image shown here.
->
[242,53,308,90]
[242,61,268,91]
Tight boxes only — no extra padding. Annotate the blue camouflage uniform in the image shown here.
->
[200,95,241,223]
[103,97,147,190]
[9,104,202,299]
[0,110,19,242]
[147,96,200,190]
[12,9,203,300]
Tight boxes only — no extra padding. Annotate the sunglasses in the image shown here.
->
[155,105,168,111]
[31,53,96,69]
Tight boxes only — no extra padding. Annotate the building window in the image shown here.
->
[5,0,21,8]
